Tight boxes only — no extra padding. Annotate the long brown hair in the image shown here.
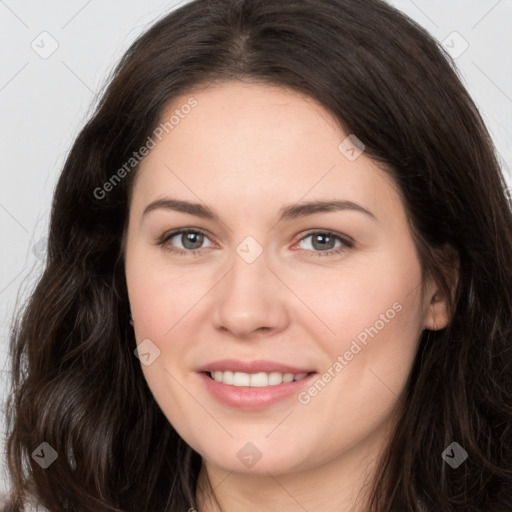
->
[4,0,512,510]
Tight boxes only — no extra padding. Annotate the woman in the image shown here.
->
[3,0,511,510]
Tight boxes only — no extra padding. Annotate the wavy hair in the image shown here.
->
[3,0,512,510]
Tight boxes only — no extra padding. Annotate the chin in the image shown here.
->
[191,436,314,475]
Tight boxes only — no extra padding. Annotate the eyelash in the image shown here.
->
[157,228,353,258]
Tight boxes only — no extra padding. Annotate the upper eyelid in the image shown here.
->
[163,227,213,242]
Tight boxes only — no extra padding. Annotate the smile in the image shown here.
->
[208,370,310,386]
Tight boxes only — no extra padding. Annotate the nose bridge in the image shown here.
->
[211,229,269,289]
[225,235,272,302]
[212,234,288,336]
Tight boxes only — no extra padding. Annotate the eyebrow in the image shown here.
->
[142,197,377,222]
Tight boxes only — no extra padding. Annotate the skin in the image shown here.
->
[124,80,455,511]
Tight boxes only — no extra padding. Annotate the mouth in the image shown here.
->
[196,359,317,410]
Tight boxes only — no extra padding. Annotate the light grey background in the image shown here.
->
[1,0,511,493]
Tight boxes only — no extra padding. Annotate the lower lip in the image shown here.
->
[198,372,317,410]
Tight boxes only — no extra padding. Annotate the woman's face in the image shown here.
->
[124,80,447,477]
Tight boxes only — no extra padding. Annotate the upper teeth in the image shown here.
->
[210,371,309,387]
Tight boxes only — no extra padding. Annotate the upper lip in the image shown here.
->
[198,359,316,374]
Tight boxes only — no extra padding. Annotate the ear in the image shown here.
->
[423,290,451,331]
[423,245,460,331]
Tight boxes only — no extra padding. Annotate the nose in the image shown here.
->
[211,244,290,339]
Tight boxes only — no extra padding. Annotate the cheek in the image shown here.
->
[125,242,209,336]
[289,270,424,464]
[286,249,424,352]
[126,255,204,434]
[287,251,426,432]
[297,253,425,413]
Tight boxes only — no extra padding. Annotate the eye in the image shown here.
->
[158,228,214,255]
[157,228,353,258]
[295,230,353,257]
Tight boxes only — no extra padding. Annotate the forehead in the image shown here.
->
[131,80,401,220]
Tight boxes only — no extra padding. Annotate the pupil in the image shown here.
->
[183,232,203,249]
